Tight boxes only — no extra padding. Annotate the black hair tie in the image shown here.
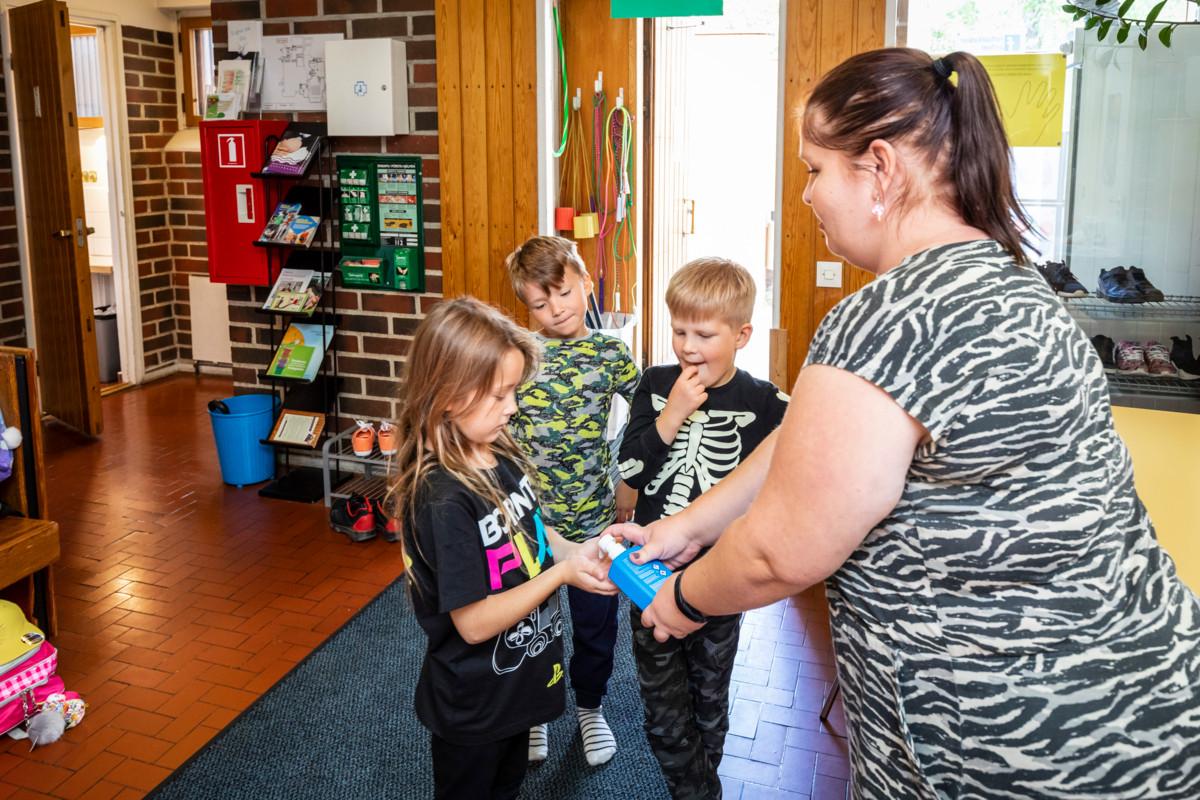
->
[932,57,953,82]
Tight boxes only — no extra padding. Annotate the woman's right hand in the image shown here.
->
[559,539,618,595]
[605,515,703,570]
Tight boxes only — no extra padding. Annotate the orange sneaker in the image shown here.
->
[377,421,398,456]
[351,420,376,457]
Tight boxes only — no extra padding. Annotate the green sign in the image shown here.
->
[611,0,722,18]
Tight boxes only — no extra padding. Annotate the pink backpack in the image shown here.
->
[0,641,68,736]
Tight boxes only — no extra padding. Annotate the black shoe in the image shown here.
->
[1096,267,1143,303]
[1044,261,1088,298]
[1091,335,1116,372]
[1171,335,1200,381]
[330,494,378,542]
[1128,267,1165,302]
[376,514,400,543]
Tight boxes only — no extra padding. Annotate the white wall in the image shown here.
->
[2,0,177,32]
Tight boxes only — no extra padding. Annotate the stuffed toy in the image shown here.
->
[0,409,21,484]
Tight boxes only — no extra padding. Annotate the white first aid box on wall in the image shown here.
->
[325,38,410,137]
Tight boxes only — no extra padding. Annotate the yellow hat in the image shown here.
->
[0,600,44,670]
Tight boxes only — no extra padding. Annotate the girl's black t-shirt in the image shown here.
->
[404,456,566,745]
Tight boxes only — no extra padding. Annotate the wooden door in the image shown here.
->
[9,0,102,436]
[648,17,691,366]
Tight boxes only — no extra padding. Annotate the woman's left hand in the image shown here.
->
[641,573,705,642]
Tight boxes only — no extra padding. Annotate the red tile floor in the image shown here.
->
[0,375,848,799]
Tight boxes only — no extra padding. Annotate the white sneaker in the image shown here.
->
[528,723,548,762]
[577,706,616,766]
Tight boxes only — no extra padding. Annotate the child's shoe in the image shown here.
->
[528,723,548,762]
[577,706,616,766]
[377,421,398,456]
[376,513,400,543]
[330,494,377,542]
[352,420,376,457]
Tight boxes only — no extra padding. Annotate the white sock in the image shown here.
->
[528,723,548,762]
[577,706,616,767]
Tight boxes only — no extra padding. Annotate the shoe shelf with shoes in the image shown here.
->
[320,424,398,509]
[1056,264,1200,321]
[1091,334,1200,405]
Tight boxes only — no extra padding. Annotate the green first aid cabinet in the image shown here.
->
[337,155,425,292]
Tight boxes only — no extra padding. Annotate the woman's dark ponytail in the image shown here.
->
[941,52,1035,263]
[802,48,1034,265]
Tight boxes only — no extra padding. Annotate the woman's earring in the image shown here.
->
[871,201,885,222]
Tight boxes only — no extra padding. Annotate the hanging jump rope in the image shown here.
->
[592,73,610,314]
[552,4,569,159]
[604,89,636,318]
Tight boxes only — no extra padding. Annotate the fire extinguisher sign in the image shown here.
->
[217,134,246,168]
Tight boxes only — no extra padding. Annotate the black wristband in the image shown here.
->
[673,572,707,624]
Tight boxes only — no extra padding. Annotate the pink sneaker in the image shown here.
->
[1144,341,1177,377]
[1115,341,1147,374]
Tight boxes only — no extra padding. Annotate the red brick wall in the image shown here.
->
[0,29,23,348]
[211,0,440,423]
[123,25,181,371]
[168,150,207,363]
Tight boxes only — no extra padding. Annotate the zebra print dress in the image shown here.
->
[805,240,1200,799]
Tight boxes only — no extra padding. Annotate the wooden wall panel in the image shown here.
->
[437,0,536,318]
[778,0,886,387]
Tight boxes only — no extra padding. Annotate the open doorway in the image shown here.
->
[69,22,130,395]
[646,3,781,379]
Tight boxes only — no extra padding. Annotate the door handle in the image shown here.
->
[53,229,70,239]
[685,199,696,235]
[85,227,96,235]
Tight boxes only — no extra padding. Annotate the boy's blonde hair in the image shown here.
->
[388,296,541,592]
[666,257,756,327]
[504,235,590,302]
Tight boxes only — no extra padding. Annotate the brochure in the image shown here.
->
[266,323,334,382]
[260,203,301,242]
[215,59,253,112]
[262,124,322,176]
[280,214,321,247]
[203,91,241,119]
[268,410,325,447]
[262,268,327,315]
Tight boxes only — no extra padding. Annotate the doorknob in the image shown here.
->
[85,227,96,235]
[53,230,70,239]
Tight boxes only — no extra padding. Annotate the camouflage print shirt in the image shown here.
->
[512,331,640,542]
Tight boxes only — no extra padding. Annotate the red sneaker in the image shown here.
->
[330,494,377,542]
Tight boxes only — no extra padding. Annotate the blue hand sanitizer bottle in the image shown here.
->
[598,534,673,610]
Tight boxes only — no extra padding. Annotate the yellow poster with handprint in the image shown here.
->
[978,54,1067,147]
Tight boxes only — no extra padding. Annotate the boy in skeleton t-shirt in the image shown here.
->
[618,258,788,800]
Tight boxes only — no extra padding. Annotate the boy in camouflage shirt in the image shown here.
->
[506,236,640,767]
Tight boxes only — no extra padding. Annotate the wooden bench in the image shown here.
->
[0,347,57,634]
[0,518,59,631]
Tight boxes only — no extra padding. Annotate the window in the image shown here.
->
[180,16,214,128]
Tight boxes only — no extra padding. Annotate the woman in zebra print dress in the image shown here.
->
[607,48,1200,798]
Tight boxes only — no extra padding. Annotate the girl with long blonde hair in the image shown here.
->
[390,296,614,800]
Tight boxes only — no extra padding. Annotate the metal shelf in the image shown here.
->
[1107,372,1200,399]
[1063,295,1200,321]
[321,426,396,507]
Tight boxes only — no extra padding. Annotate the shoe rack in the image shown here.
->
[320,427,394,508]
[1061,295,1200,411]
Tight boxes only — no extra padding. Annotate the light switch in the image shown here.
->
[816,260,842,288]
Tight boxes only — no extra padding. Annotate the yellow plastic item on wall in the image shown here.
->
[573,212,598,239]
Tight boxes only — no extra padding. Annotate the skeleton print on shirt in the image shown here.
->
[620,367,788,526]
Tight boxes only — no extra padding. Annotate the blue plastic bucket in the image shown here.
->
[207,394,278,487]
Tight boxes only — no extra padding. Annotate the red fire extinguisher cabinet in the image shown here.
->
[200,120,288,286]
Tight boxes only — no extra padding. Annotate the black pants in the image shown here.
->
[631,607,742,800]
[567,585,620,709]
[430,729,529,800]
